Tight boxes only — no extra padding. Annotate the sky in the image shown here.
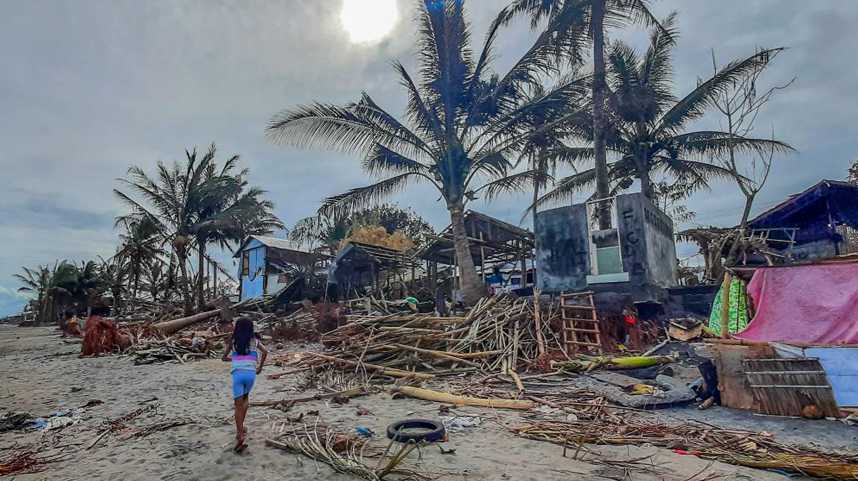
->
[2,0,857,316]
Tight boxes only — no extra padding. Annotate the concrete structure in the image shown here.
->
[535,193,677,301]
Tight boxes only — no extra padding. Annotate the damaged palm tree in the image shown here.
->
[267,0,589,305]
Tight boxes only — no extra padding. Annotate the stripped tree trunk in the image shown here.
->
[591,0,611,229]
[448,204,485,306]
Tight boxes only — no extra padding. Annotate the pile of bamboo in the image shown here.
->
[314,295,564,379]
[513,415,858,479]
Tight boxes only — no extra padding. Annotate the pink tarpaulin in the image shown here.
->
[736,261,858,344]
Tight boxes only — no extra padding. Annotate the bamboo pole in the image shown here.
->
[390,343,482,368]
[310,353,434,380]
[391,386,533,410]
[533,288,545,357]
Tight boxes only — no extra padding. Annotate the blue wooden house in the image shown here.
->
[233,236,326,301]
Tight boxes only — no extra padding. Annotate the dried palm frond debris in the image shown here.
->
[513,416,858,479]
[315,295,563,380]
[266,421,428,481]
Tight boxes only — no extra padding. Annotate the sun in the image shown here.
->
[340,0,399,45]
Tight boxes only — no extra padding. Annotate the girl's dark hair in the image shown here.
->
[232,317,254,355]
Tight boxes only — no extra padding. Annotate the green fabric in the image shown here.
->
[708,278,750,335]
[404,296,418,305]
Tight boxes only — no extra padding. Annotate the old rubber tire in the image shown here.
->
[386,419,445,443]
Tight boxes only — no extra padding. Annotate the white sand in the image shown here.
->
[1,326,793,481]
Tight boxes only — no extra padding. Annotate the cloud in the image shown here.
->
[1,0,857,307]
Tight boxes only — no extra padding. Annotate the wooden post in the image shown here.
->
[534,288,545,357]
[720,272,732,339]
[520,247,527,288]
[479,232,486,282]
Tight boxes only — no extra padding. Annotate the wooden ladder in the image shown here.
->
[560,291,602,355]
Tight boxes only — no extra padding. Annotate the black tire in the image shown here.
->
[386,419,446,443]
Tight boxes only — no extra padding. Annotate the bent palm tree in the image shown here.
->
[268,0,583,305]
[538,20,793,208]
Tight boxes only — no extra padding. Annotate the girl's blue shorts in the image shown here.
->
[231,369,256,399]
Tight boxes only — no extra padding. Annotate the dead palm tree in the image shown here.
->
[268,0,584,304]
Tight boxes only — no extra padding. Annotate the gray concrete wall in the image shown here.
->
[616,194,648,288]
[535,194,678,298]
[641,198,678,287]
[535,204,589,292]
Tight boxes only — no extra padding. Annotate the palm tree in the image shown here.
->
[478,80,588,234]
[114,144,283,314]
[116,215,162,305]
[15,263,57,325]
[98,256,128,315]
[504,0,669,228]
[268,0,584,305]
[537,21,792,207]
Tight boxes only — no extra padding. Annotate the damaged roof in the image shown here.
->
[749,180,858,239]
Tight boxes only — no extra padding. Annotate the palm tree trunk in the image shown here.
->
[532,181,540,286]
[177,251,192,316]
[448,204,485,306]
[196,241,206,311]
[591,0,611,230]
[638,153,654,200]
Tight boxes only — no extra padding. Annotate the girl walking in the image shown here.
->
[223,317,268,451]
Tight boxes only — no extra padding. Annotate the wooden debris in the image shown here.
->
[251,387,370,408]
[391,386,534,410]
[513,415,858,480]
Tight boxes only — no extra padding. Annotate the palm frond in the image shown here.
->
[319,173,416,217]
[656,47,785,134]
[670,131,795,159]
[476,168,547,200]
[534,167,597,209]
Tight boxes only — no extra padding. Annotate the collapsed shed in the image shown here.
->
[416,210,535,292]
[328,241,419,300]
[748,179,858,261]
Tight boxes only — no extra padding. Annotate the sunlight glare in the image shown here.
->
[340,0,399,45]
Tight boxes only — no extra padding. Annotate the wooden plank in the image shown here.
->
[712,343,774,411]
[742,358,840,418]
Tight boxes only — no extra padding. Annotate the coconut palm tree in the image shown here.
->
[98,256,128,315]
[268,0,585,305]
[114,144,283,314]
[504,0,669,228]
[478,80,588,234]
[537,20,793,207]
[116,215,162,305]
[15,263,58,325]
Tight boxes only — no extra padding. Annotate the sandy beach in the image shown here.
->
[3,325,856,481]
